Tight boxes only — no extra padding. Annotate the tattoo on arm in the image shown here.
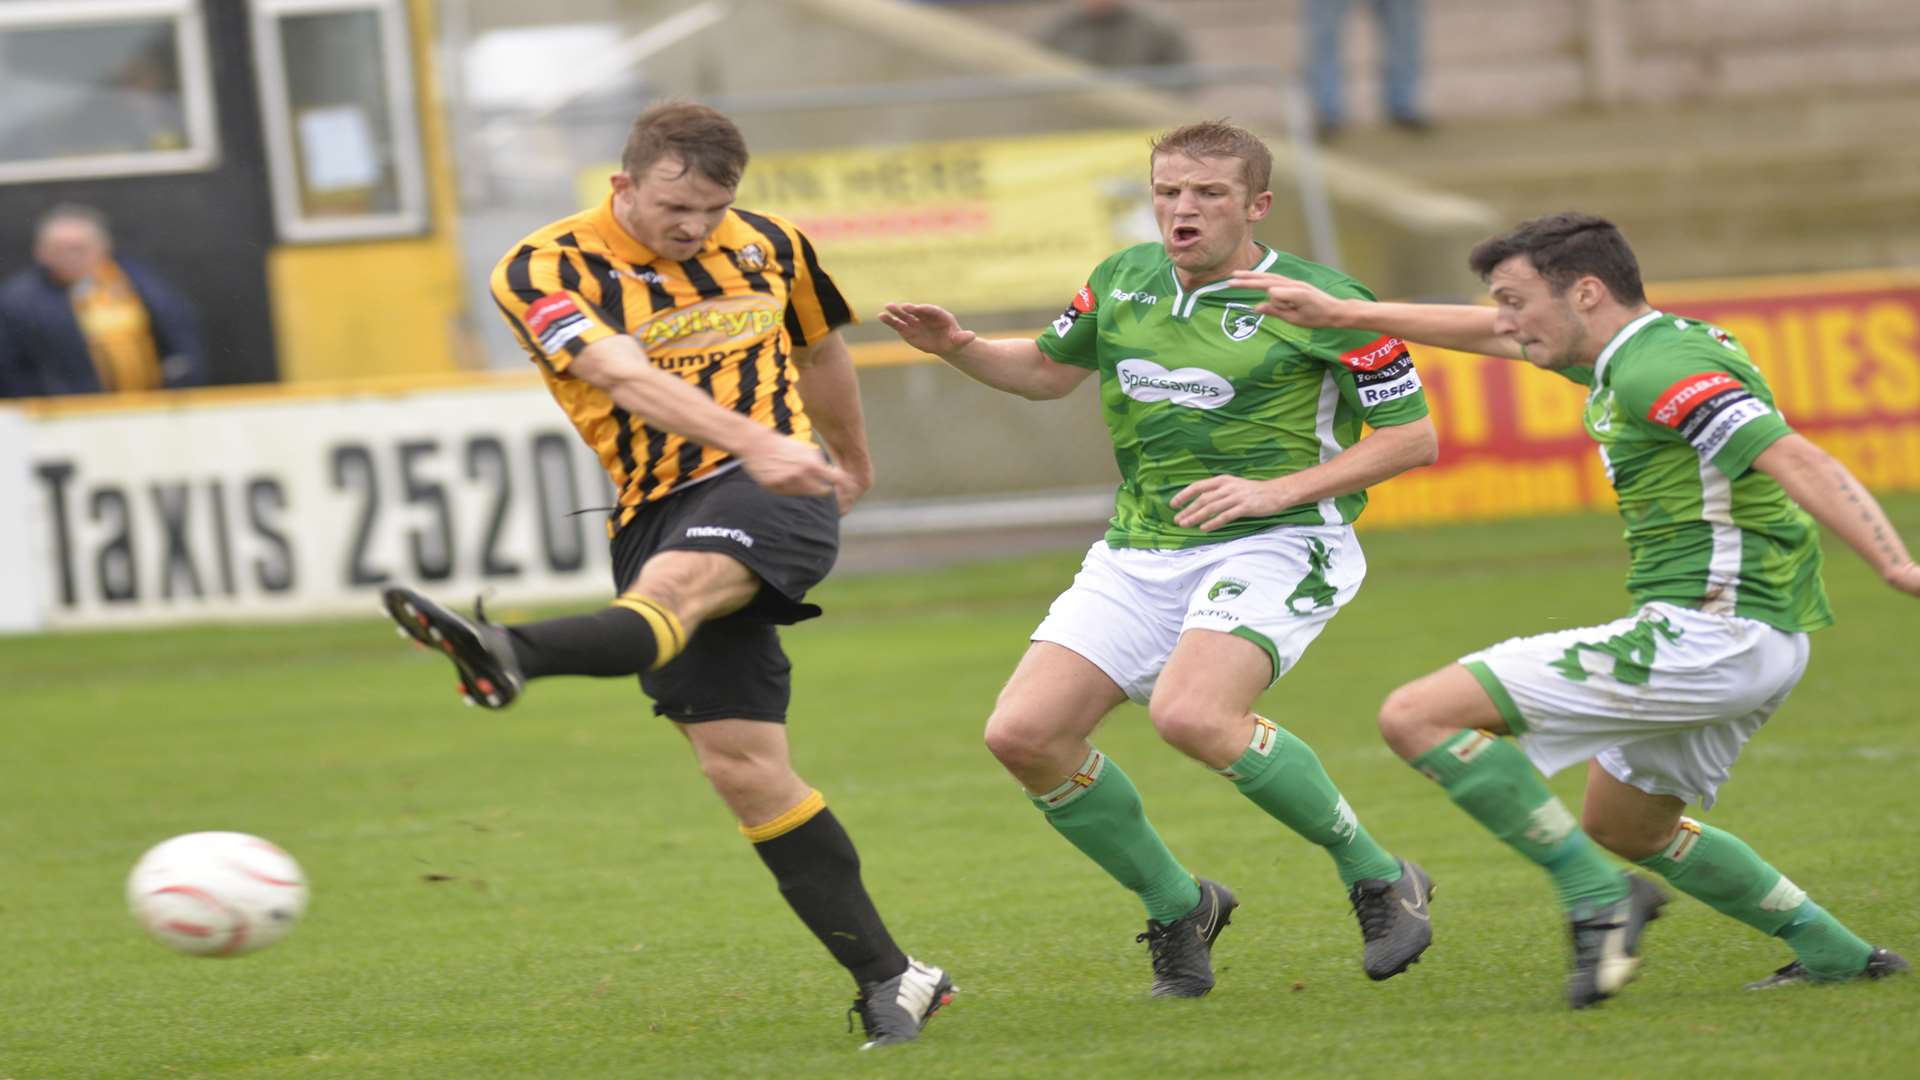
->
[1828,460,1902,566]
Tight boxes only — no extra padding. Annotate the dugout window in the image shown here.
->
[250,0,427,242]
[0,0,219,185]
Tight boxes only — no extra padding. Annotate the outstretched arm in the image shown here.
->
[1753,433,1920,596]
[878,302,1093,401]
[1171,416,1440,532]
[1229,271,1524,360]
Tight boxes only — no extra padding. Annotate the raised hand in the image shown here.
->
[1227,271,1347,328]
[878,303,978,356]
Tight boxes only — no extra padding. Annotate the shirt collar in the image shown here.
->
[1593,309,1663,383]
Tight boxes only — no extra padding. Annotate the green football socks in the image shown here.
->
[1033,749,1202,924]
[1412,730,1627,911]
[1217,716,1401,886]
[1635,818,1873,978]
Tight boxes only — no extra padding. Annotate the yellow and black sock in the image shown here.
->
[746,790,909,988]
[505,594,685,677]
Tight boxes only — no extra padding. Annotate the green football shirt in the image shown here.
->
[1560,310,1832,632]
[1036,242,1430,549]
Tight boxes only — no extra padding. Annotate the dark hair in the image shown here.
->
[1150,119,1273,195]
[1468,212,1645,304]
[621,100,749,189]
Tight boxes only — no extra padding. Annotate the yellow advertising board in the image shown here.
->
[581,129,1165,315]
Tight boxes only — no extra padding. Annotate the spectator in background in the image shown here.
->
[0,203,203,398]
[1305,0,1429,138]
[1040,0,1193,76]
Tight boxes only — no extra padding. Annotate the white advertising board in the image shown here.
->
[5,384,618,631]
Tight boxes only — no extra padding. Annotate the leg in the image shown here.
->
[984,641,1127,794]
[1304,0,1349,132]
[988,642,1210,925]
[385,469,831,706]
[1382,664,1627,908]
[678,716,951,1044]
[1157,628,1430,979]
[504,549,757,678]
[1155,628,1401,887]
[1587,762,1883,983]
[380,547,751,706]
[1371,0,1426,124]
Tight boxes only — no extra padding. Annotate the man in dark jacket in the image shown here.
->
[0,203,204,397]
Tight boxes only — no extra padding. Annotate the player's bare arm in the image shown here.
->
[878,302,1093,400]
[791,330,875,513]
[1171,416,1439,532]
[569,334,843,498]
[1753,433,1920,597]
[1228,271,1524,360]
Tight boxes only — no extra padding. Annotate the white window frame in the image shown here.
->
[0,0,219,186]
[249,0,428,242]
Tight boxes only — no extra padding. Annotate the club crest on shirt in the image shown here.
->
[1207,577,1249,602]
[735,243,769,272]
[1222,303,1264,341]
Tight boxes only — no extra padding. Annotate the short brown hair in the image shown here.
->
[1149,120,1272,195]
[621,100,749,190]
[1468,212,1646,304]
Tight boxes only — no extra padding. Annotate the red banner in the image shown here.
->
[1366,271,1920,528]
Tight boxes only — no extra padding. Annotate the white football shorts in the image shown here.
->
[1460,601,1811,808]
[1031,524,1366,704]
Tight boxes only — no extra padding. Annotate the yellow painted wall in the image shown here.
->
[267,0,468,382]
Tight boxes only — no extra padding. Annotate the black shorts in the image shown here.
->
[609,466,839,724]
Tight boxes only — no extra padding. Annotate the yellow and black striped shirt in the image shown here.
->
[490,196,853,529]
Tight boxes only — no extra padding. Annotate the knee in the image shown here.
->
[1146,698,1223,758]
[1376,683,1436,759]
[983,707,1057,773]
[696,747,776,805]
[1581,810,1675,861]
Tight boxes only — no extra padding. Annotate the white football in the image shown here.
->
[126,831,309,956]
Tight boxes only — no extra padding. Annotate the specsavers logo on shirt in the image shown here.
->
[1115,358,1236,410]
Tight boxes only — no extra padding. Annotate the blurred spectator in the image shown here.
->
[0,204,203,398]
[1039,0,1193,75]
[1304,0,1429,138]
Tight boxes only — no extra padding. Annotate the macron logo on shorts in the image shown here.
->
[685,526,754,548]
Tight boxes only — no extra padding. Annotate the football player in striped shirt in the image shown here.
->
[383,101,949,1048]
[1235,211,1916,1006]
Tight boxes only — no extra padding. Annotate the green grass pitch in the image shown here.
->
[4,498,1918,1078]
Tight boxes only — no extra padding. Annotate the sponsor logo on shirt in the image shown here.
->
[1693,398,1772,460]
[1221,303,1264,341]
[527,293,592,355]
[1337,335,1409,372]
[1052,282,1095,337]
[1353,354,1423,407]
[637,294,782,352]
[1114,358,1236,410]
[1110,288,1158,304]
[1648,372,1741,427]
[1648,371,1770,457]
